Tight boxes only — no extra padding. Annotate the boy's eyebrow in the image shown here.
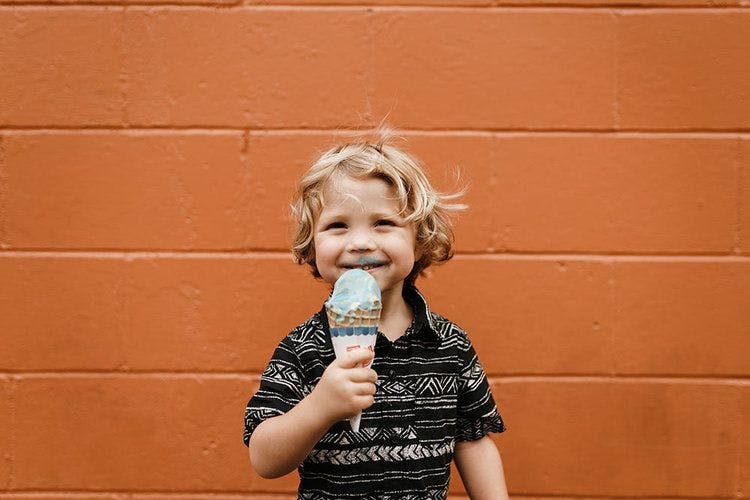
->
[371,211,401,219]
[317,209,349,221]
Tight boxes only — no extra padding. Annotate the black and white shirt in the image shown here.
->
[243,285,505,499]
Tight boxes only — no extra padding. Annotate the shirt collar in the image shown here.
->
[403,284,441,340]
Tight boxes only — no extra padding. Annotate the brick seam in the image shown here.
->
[2,250,750,260]
[0,494,739,499]
[733,384,743,498]
[0,2,749,7]
[1,372,747,382]
[6,377,16,490]
[4,126,750,135]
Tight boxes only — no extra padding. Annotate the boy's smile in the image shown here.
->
[342,257,387,272]
[313,175,417,302]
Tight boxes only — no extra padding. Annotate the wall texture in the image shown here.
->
[1,0,749,498]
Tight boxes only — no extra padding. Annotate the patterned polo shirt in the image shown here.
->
[243,285,505,499]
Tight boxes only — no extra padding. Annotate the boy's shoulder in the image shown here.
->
[284,309,328,345]
[426,310,472,346]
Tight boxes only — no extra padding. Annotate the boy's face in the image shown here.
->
[313,175,417,300]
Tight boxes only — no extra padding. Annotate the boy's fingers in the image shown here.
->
[336,348,374,368]
[350,368,378,383]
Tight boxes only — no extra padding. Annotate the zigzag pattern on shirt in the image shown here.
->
[457,408,506,438]
[262,360,301,382]
[318,425,418,445]
[412,376,457,396]
[377,378,412,396]
[432,319,457,340]
[307,441,454,465]
[458,360,485,392]
[299,488,448,500]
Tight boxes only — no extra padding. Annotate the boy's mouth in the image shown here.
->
[343,258,387,272]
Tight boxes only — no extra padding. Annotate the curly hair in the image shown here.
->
[290,129,466,284]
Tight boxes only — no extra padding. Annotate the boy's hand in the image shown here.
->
[311,348,378,424]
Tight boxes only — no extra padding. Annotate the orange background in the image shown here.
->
[1,0,750,498]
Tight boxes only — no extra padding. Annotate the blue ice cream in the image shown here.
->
[325,269,382,327]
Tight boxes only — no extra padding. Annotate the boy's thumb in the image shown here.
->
[338,347,374,368]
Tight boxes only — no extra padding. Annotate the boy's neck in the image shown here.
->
[378,282,413,342]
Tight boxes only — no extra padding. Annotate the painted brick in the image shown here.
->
[740,385,750,497]
[244,132,333,251]
[13,376,743,495]
[1,132,254,250]
[11,376,298,492]
[2,132,739,253]
[503,498,729,500]
[0,256,326,372]
[0,0,236,4]
[421,257,750,376]
[741,139,750,255]
[253,0,738,5]
[406,134,738,254]
[618,11,750,130]
[370,11,617,129]
[246,132,738,254]
[0,496,125,499]
[504,0,740,3]
[0,378,10,489]
[0,9,125,127]
[123,9,373,127]
[492,380,743,496]
[0,496,297,499]
[3,255,748,377]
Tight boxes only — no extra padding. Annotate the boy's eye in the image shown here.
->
[324,222,347,230]
[375,219,396,227]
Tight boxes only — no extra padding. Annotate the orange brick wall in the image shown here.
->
[1,0,749,498]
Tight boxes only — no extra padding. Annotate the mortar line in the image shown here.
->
[2,371,748,383]
[487,375,750,384]
[6,377,16,489]
[3,126,750,137]
[0,3,749,9]
[3,371,259,380]
[0,494,739,499]
[1,249,750,261]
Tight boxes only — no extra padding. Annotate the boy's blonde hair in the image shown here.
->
[291,130,466,284]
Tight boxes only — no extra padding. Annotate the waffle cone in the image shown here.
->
[326,307,381,329]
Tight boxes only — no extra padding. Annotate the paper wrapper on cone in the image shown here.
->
[326,307,380,432]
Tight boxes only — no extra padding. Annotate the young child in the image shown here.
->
[243,132,508,499]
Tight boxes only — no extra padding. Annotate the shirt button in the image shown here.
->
[388,369,395,377]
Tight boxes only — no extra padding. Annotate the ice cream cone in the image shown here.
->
[325,269,382,432]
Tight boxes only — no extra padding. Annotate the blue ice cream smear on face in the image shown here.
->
[357,256,385,267]
[325,269,381,324]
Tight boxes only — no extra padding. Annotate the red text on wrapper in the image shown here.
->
[346,345,374,352]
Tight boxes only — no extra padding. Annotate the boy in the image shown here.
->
[244,134,508,498]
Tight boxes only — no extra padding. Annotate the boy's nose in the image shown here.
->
[346,229,376,252]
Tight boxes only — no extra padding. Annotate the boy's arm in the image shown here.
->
[248,348,377,478]
[454,436,509,500]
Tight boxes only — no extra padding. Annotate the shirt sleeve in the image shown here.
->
[455,334,506,442]
[243,335,307,446]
